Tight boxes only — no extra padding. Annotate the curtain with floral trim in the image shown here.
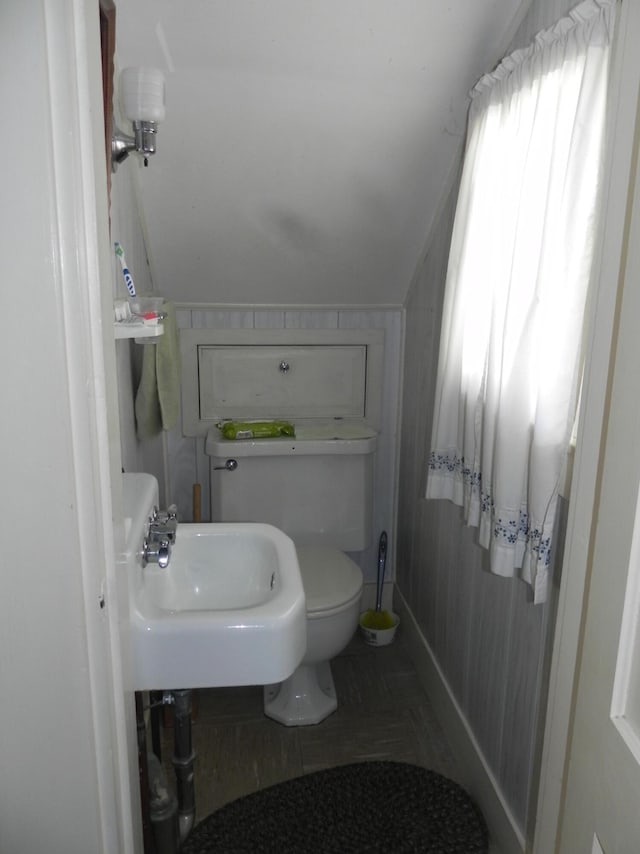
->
[426,0,617,603]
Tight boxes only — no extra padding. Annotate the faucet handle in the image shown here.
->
[156,504,178,524]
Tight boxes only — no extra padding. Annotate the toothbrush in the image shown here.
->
[114,242,136,297]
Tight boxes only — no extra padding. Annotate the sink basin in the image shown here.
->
[144,526,290,611]
[121,473,306,690]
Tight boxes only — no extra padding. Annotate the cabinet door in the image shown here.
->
[198,345,367,420]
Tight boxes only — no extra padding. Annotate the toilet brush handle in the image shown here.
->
[376,531,387,611]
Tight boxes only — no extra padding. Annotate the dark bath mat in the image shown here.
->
[181,760,488,853]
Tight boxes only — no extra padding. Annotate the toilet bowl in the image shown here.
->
[264,546,363,725]
[206,423,376,726]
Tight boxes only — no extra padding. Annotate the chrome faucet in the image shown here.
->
[142,534,171,568]
[142,504,179,568]
[149,504,178,542]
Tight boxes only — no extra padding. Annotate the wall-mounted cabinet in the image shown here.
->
[180,328,384,436]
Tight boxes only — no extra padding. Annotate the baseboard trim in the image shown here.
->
[394,587,525,854]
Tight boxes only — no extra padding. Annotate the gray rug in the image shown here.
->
[181,761,488,853]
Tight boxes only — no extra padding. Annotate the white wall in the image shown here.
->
[113,0,526,308]
[0,2,137,851]
[111,162,170,494]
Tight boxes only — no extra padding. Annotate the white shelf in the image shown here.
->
[114,323,164,341]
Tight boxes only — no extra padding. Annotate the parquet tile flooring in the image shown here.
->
[159,631,461,822]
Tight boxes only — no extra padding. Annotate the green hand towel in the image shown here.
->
[135,301,180,439]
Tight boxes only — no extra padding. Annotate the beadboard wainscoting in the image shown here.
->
[163,306,403,588]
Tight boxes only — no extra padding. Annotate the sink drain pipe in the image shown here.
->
[148,751,178,854]
[172,689,196,842]
[135,693,156,853]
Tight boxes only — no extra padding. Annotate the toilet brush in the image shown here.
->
[360,532,396,631]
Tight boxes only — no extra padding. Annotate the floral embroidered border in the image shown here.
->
[428,450,552,566]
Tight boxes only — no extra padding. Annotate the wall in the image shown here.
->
[111,161,166,483]
[108,191,403,583]
[164,305,403,587]
[107,46,403,586]
[0,1,137,850]
[114,0,526,309]
[396,0,574,844]
[109,0,573,840]
[108,182,403,579]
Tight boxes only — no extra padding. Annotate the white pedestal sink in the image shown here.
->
[121,473,306,690]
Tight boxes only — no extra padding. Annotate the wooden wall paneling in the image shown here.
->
[254,310,285,328]
[396,410,417,595]
[139,429,166,500]
[337,310,403,585]
[499,585,547,829]
[366,309,400,578]
[284,310,339,329]
[175,308,192,329]
[116,342,140,474]
[464,563,516,783]
[166,425,197,520]
[418,503,439,647]
[444,506,472,700]
[192,309,254,329]
[429,502,449,667]
[194,435,211,522]
[404,447,427,629]
[522,502,565,840]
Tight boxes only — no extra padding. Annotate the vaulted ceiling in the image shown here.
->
[115,0,527,306]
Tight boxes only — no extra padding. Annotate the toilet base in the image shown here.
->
[263,660,337,726]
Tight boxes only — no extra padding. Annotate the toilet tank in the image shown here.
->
[206,423,376,551]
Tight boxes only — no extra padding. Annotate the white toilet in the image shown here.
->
[206,424,376,725]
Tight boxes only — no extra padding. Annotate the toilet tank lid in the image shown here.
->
[295,546,363,613]
[205,422,377,457]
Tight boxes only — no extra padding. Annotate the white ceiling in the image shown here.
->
[115,0,527,306]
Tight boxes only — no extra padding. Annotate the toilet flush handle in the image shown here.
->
[213,459,238,471]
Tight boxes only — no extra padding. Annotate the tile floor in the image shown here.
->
[159,629,462,821]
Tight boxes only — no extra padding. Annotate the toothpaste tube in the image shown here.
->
[114,242,136,297]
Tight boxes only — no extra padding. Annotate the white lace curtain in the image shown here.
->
[426,0,617,603]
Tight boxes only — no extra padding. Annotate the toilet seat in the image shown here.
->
[295,545,363,617]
